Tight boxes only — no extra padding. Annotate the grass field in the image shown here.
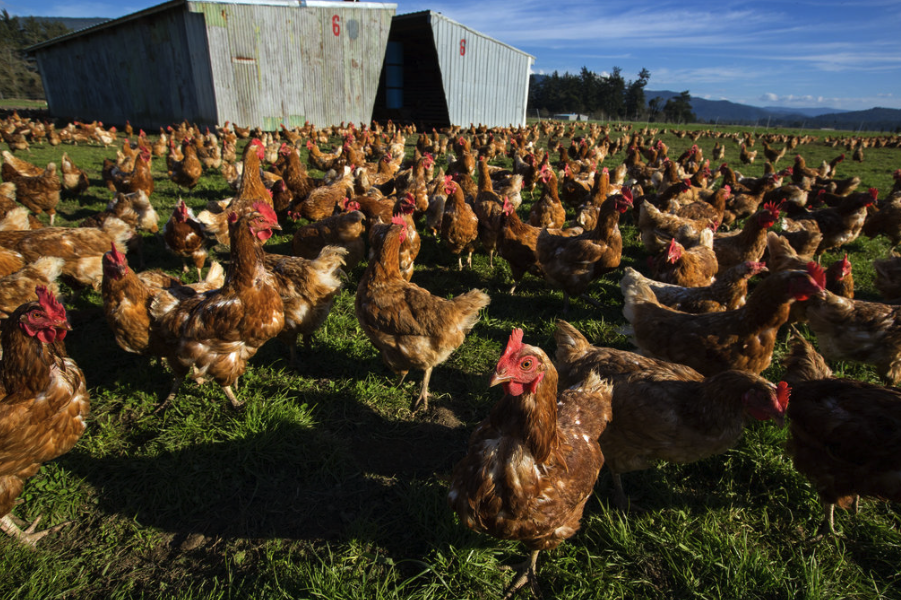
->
[1,122,900,599]
[0,99,48,109]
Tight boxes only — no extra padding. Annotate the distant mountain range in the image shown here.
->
[644,90,901,131]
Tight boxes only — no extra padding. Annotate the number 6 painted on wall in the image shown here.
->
[460,38,466,56]
[332,15,340,36]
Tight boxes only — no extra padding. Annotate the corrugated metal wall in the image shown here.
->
[429,13,532,128]
[188,1,394,129]
[35,8,217,128]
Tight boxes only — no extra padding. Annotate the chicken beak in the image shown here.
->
[488,371,511,388]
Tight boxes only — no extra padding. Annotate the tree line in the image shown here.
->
[0,11,71,100]
[527,66,697,123]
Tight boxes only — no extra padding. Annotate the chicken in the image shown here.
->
[290,165,353,222]
[110,146,155,198]
[0,217,132,289]
[529,165,566,229]
[861,191,901,253]
[648,231,718,288]
[292,208,366,271]
[472,161,504,268]
[279,143,319,205]
[805,288,901,384]
[263,246,347,367]
[0,287,89,545]
[151,201,284,409]
[498,197,544,294]
[101,244,223,357]
[536,189,632,313]
[622,263,826,376]
[782,335,901,540]
[448,328,611,597]
[60,152,89,196]
[163,199,208,280]
[553,320,788,510]
[167,138,203,190]
[0,257,65,321]
[638,200,711,253]
[1,158,61,226]
[712,201,779,274]
[784,188,877,255]
[874,256,901,302]
[620,261,767,314]
[355,221,490,411]
[739,143,757,164]
[440,177,479,270]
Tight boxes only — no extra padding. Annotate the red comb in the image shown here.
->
[621,187,633,203]
[110,241,126,264]
[253,201,278,223]
[391,214,405,227]
[36,285,66,321]
[763,201,780,215]
[868,187,878,199]
[776,381,791,412]
[500,328,524,363]
[806,261,826,290]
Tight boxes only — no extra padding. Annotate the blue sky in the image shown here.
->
[6,0,900,111]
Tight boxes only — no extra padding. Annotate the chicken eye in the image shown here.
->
[521,358,534,370]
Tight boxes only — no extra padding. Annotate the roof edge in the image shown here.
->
[394,10,535,60]
[27,0,397,52]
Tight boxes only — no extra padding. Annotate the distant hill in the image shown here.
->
[645,90,901,130]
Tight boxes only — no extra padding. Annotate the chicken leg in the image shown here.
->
[500,549,541,600]
[223,385,244,410]
[1,514,68,547]
[411,367,433,413]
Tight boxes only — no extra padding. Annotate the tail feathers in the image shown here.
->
[782,332,832,385]
[0,206,31,232]
[312,245,349,274]
[621,270,658,324]
[100,216,134,248]
[203,260,225,288]
[554,320,591,365]
[27,256,66,283]
[451,289,491,333]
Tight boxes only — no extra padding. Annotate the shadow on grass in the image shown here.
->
[59,390,469,561]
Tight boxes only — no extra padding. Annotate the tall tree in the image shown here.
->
[625,68,650,119]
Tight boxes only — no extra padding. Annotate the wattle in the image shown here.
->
[503,381,525,396]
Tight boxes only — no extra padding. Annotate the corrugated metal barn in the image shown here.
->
[28,0,396,129]
[373,11,534,128]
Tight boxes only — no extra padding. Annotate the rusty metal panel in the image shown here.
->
[427,11,532,128]
[187,0,394,129]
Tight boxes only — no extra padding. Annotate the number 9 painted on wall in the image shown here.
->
[332,15,340,36]
[460,39,466,56]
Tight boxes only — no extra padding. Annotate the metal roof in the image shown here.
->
[27,0,397,52]
[393,10,534,59]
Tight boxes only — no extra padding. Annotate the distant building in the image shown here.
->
[553,113,589,121]
[28,2,533,129]
[28,0,396,129]
[372,10,534,128]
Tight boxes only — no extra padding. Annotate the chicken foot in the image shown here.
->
[154,376,184,414]
[500,549,541,599]
[411,367,433,414]
[0,514,69,547]
[810,503,841,543]
[222,385,244,410]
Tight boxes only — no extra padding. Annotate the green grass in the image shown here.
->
[1,123,900,599]
[0,99,48,109]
